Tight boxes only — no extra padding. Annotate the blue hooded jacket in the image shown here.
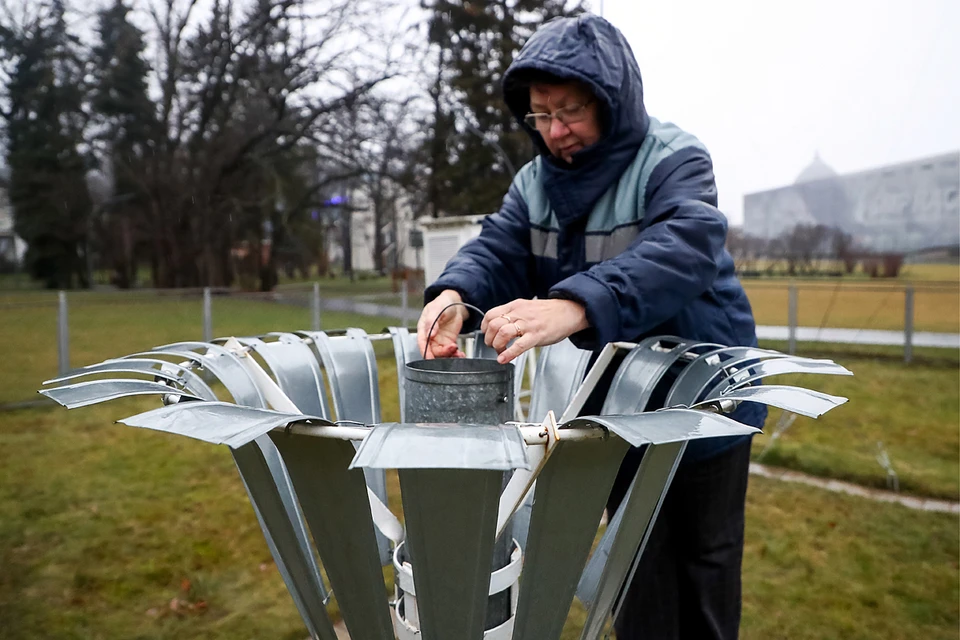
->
[425,14,765,456]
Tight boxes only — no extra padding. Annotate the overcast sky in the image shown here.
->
[594,0,960,224]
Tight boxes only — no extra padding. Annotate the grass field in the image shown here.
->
[751,342,959,500]
[0,295,401,405]
[1,286,957,638]
[742,280,959,333]
[1,389,957,639]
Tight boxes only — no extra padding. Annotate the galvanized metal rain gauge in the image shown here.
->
[40,327,851,640]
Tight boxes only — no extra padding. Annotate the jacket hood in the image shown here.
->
[503,14,649,225]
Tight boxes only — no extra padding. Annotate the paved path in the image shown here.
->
[756,325,959,348]
[750,463,959,514]
[273,292,413,322]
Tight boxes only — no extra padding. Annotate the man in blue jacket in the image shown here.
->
[416,13,764,640]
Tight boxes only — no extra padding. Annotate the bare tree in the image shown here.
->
[780,224,831,276]
[726,227,767,275]
[131,0,403,288]
[829,226,856,274]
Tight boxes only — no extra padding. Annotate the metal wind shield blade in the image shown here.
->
[307,329,380,423]
[696,384,849,418]
[43,358,218,400]
[117,401,332,448]
[152,341,266,407]
[350,422,530,472]
[526,339,593,423]
[601,337,717,414]
[704,357,853,399]
[664,346,792,407]
[307,328,391,562]
[231,438,338,640]
[574,410,760,617]
[119,398,336,634]
[573,411,759,639]
[398,467,504,640]
[241,333,331,417]
[567,410,761,448]
[269,431,395,640]
[40,378,203,409]
[509,340,592,550]
[511,435,630,640]
[574,338,715,609]
[387,326,420,422]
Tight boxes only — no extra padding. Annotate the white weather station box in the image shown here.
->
[418,214,486,287]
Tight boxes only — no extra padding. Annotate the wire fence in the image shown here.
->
[740,280,959,359]
[0,280,956,407]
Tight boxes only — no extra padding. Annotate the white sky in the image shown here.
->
[78,0,960,228]
[597,0,960,224]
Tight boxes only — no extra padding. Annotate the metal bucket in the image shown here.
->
[404,358,514,426]
[403,357,516,629]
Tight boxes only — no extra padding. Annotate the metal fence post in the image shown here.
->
[787,282,798,355]
[904,285,914,364]
[57,290,70,375]
[202,287,212,342]
[312,282,322,332]
[401,279,410,328]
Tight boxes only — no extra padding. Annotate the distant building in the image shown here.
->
[0,186,26,267]
[326,184,422,274]
[743,151,960,253]
[419,214,485,286]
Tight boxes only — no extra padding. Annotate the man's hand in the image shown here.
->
[416,289,469,359]
[480,298,589,364]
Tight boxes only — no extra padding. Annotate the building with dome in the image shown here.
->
[742,151,960,254]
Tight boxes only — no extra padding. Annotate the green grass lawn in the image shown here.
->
[1,396,956,640]
[742,280,959,333]
[739,476,958,640]
[0,287,957,638]
[0,295,401,405]
[753,342,960,500]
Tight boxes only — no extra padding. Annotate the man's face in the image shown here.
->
[527,82,601,163]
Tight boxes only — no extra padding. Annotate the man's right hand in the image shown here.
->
[416,289,469,359]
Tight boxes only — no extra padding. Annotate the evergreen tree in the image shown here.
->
[0,0,91,288]
[90,0,156,287]
[420,0,584,217]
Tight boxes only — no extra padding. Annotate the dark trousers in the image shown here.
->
[606,438,752,640]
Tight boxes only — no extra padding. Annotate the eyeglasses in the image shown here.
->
[523,100,594,131]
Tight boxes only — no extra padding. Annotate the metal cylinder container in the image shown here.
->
[404,358,514,426]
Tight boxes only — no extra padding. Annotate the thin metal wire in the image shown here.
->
[815,280,843,343]
[852,288,895,342]
[422,301,487,360]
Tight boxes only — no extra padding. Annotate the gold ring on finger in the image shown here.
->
[514,322,523,338]
[500,314,512,323]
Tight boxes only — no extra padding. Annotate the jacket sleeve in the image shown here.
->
[424,180,533,329]
[548,147,728,349]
